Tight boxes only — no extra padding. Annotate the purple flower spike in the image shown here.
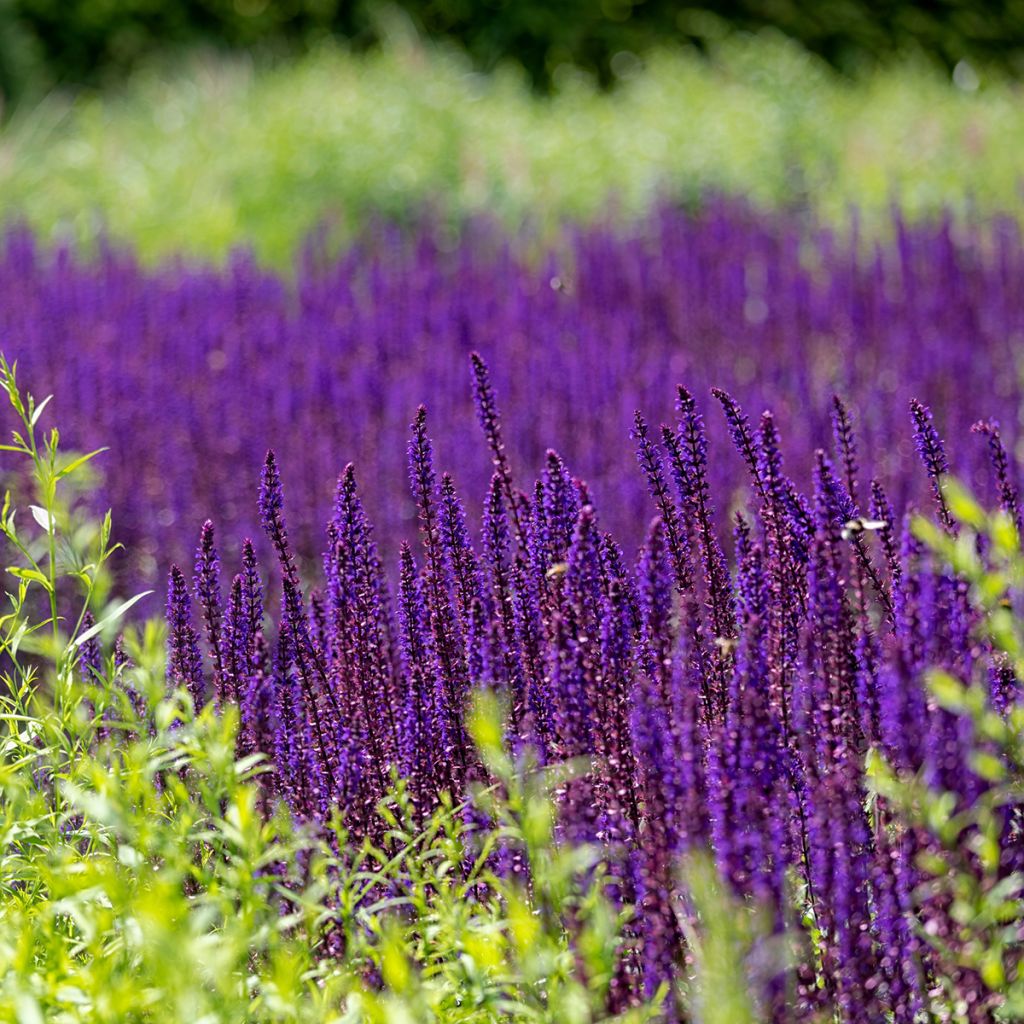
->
[711,387,766,500]
[632,410,692,594]
[166,564,206,709]
[470,351,523,545]
[909,398,954,532]
[831,394,860,508]
[78,610,102,687]
[240,538,264,638]
[259,449,301,589]
[973,419,1023,538]
[668,385,736,645]
[193,519,224,694]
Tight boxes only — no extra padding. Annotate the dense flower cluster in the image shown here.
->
[166,354,1022,1021]
[6,201,1023,583]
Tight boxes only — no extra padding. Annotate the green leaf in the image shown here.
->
[28,394,52,427]
[9,618,28,660]
[944,478,987,530]
[980,949,1006,991]
[991,512,1020,557]
[29,505,53,534]
[57,447,109,480]
[14,993,45,1024]
[970,751,1007,783]
[6,566,52,591]
[72,591,153,648]
[927,669,966,711]
[912,516,945,552]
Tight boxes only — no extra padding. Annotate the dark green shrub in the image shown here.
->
[4,0,1024,103]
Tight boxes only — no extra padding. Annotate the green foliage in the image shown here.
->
[336,691,660,1023]
[874,492,1024,1018]
[679,854,772,1024]
[0,355,128,665]
[0,356,335,1022]
[1,34,1018,265]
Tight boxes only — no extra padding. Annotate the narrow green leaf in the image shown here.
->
[72,591,153,648]
[6,567,52,591]
[28,394,53,427]
[9,618,28,660]
[29,505,53,534]
[57,447,109,480]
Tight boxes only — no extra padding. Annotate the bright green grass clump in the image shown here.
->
[0,33,1021,264]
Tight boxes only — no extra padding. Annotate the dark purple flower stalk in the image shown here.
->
[910,398,954,532]
[813,448,857,532]
[439,471,485,634]
[464,594,494,694]
[540,449,581,567]
[635,517,675,694]
[327,464,400,775]
[273,652,327,820]
[278,580,340,802]
[166,564,206,709]
[511,557,552,758]
[481,472,525,731]
[220,574,248,708]
[193,519,225,693]
[599,577,642,830]
[712,387,767,502]
[408,406,444,574]
[870,834,927,1022]
[259,450,344,767]
[547,610,594,760]
[869,479,901,591]
[831,394,860,509]
[396,542,449,805]
[598,533,641,634]
[241,538,264,639]
[470,351,524,546]
[972,419,1023,537]
[408,406,470,773]
[397,542,429,678]
[632,410,693,594]
[814,449,894,621]
[629,669,684,1011]
[665,639,710,854]
[308,589,328,657]
[77,610,101,686]
[668,385,736,646]
[239,650,275,769]
[259,450,302,592]
[709,545,786,910]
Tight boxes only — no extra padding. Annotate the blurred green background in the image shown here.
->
[0,1,1022,263]
[4,0,1024,101]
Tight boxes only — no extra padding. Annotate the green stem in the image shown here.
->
[47,516,60,670]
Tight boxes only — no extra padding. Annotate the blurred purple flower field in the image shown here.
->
[6,200,1022,583]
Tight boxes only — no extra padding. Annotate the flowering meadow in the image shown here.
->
[157,343,1024,1020]
[3,25,1024,1017]
[0,186,1023,1021]
[6,202,1024,588]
